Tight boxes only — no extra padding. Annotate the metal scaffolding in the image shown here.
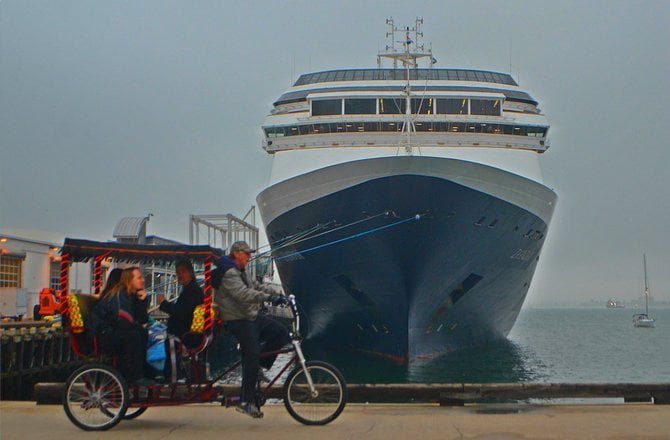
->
[189,207,259,251]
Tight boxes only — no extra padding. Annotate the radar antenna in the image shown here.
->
[378,18,435,155]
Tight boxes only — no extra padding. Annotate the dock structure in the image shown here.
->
[1,322,81,400]
[34,382,670,405]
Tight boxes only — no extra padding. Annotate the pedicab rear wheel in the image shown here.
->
[122,406,148,419]
[63,363,128,431]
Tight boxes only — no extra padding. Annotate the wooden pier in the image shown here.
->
[34,381,670,405]
[1,322,82,400]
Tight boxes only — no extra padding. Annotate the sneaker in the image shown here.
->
[236,402,263,419]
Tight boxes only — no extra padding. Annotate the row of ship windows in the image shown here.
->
[295,69,516,86]
[265,122,547,138]
[312,98,501,116]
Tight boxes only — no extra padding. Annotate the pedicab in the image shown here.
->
[58,238,347,430]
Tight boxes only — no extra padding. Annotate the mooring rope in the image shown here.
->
[251,210,394,262]
[272,213,425,262]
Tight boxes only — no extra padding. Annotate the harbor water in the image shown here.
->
[303,308,670,384]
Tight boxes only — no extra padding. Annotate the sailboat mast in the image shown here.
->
[643,253,649,314]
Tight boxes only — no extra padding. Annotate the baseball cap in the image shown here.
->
[229,241,255,254]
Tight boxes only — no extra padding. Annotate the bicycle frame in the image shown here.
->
[124,297,316,408]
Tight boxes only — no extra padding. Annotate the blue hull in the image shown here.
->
[259,157,555,363]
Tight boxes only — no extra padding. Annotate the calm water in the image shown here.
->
[304,308,670,384]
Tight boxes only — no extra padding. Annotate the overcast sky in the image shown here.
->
[1,0,669,306]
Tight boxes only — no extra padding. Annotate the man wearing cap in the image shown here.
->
[212,241,290,419]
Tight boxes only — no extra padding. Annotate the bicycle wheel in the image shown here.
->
[101,404,147,420]
[123,406,148,419]
[63,363,128,431]
[283,360,347,425]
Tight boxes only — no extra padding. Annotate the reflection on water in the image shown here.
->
[407,339,542,383]
[303,338,542,383]
[208,309,670,385]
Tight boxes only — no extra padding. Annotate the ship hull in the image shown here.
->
[257,155,556,362]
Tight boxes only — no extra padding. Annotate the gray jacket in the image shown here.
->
[214,264,281,321]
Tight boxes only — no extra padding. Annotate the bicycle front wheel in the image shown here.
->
[63,364,128,431]
[283,360,347,425]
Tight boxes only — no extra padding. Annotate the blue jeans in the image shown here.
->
[227,315,290,403]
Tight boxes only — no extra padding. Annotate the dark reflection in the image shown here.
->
[210,331,544,384]
[302,342,408,383]
[303,338,543,384]
[407,339,543,383]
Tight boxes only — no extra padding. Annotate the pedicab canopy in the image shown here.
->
[58,238,223,336]
[60,238,222,264]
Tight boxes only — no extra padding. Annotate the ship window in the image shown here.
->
[298,125,313,135]
[526,127,547,137]
[449,122,466,132]
[380,121,402,131]
[313,123,330,134]
[471,99,501,116]
[0,255,22,288]
[312,99,342,116]
[264,127,286,138]
[415,121,432,131]
[378,98,405,114]
[437,98,468,114]
[364,122,380,132]
[344,98,377,114]
[411,98,434,114]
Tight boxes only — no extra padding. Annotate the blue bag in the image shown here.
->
[146,321,167,372]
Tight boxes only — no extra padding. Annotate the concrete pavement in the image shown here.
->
[1,401,668,439]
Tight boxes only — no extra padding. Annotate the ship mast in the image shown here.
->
[378,18,434,155]
[643,253,649,315]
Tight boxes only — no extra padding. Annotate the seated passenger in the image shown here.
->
[158,260,204,337]
[93,268,122,300]
[92,267,151,384]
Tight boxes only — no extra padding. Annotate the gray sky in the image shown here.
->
[2,0,669,306]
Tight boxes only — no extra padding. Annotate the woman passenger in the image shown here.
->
[94,268,123,300]
[92,267,151,384]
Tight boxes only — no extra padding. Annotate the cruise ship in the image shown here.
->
[256,19,557,363]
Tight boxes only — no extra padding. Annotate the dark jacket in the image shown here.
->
[92,288,148,335]
[212,256,280,321]
[159,279,204,336]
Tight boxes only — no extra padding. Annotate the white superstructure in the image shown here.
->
[262,19,549,188]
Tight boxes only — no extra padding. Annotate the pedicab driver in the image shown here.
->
[212,241,290,418]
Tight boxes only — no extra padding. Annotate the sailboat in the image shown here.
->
[633,254,655,328]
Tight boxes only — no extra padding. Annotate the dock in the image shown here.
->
[34,381,670,405]
[2,400,670,439]
[1,322,81,400]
